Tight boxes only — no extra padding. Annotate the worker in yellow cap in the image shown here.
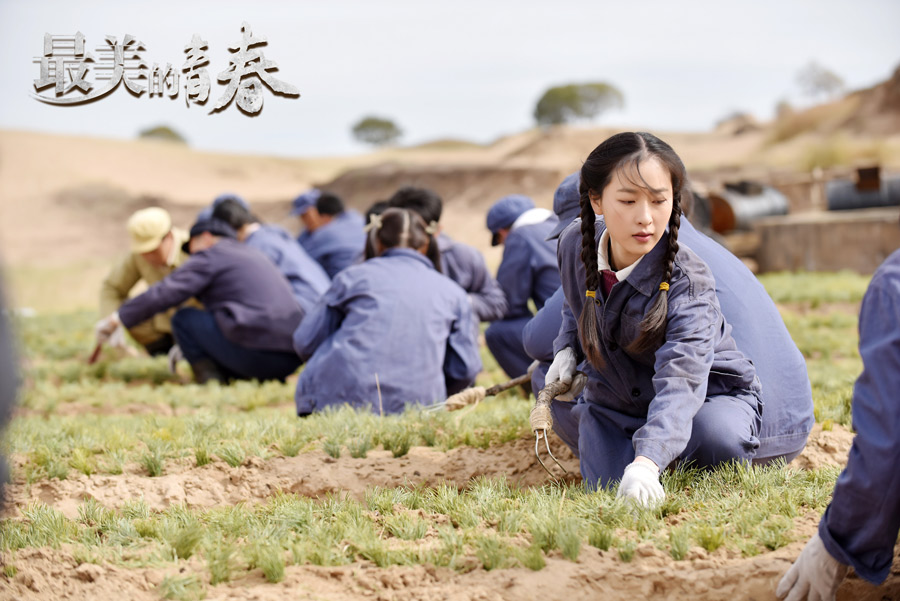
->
[96,207,192,355]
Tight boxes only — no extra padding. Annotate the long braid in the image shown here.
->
[627,189,682,355]
[577,184,606,370]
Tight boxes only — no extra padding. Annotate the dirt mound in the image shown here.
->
[5,437,580,517]
[843,64,900,136]
[793,422,855,471]
[6,423,853,520]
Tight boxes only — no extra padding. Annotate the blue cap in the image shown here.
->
[181,218,238,254]
[486,194,535,246]
[291,189,321,216]
[197,193,250,221]
[546,171,582,240]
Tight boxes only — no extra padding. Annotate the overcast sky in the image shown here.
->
[1,0,898,157]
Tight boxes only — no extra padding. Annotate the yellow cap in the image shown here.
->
[127,208,172,254]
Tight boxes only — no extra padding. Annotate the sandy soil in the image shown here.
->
[0,424,867,600]
[2,518,898,601]
[4,435,580,518]
[3,424,854,520]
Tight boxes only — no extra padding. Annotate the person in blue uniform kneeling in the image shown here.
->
[293,208,482,416]
[484,194,560,379]
[550,132,763,507]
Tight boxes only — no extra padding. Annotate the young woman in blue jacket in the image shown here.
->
[293,208,482,416]
[548,132,762,507]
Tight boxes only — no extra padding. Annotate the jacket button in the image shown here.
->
[631,387,640,398]
[609,342,618,351]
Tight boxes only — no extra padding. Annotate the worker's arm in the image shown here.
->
[99,254,142,316]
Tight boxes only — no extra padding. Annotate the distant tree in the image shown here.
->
[138,125,188,144]
[534,82,624,126]
[352,116,403,147]
[796,62,846,101]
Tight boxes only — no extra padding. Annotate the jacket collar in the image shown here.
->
[381,247,435,270]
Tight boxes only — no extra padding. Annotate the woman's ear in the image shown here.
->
[588,189,604,215]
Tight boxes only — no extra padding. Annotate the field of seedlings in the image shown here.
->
[1,271,896,601]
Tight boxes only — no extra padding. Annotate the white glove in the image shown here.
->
[106,325,128,350]
[776,532,847,601]
[617,460,665,507]
[556,371,587,402]
[94,312,121,344]
[167,344,184,374]
[546,347,576,385]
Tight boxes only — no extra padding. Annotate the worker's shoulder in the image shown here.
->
[868,248,900,297]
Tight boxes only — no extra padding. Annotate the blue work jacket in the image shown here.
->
[293,248,482,415]
[819,248,900,584]
[118,239,302,353]
[438,233,508,322]
[554,222,762,470]
[497,217,561,319]
[298,210,366,278]
[245,224,331,317]
[527,218,812,457]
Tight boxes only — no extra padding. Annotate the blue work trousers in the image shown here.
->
[172,308,302,382]
[551,396,761,489]
[485,316,533,379]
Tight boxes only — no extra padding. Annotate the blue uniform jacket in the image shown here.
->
[293,248,482,415]
[819,248,900,584]
[554,222,762,470]
[523,286,564,364]
[527,218,813,456]
[438,233,508,322]
[298,210,366,278]
[497,217,561,319]
[118,239,302,353]
[245,225,331,317]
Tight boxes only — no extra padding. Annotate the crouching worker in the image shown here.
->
[211,198,331,316]
[95,218,303,383]
[777,249,900,601]
[552,132,763,507]
[293,208,482,416]
[98,207,191,356]
[485,195,560,379]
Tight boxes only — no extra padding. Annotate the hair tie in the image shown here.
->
[425,220,439,236]
[585,290,596,298]
[363,213,383,233]
[658,282,669,291]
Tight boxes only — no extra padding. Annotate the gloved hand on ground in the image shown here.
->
[94,313,121,344]
[106,325,128,350]
[617,458,665,508]
[776,532,847,601]
[546,347,576,385]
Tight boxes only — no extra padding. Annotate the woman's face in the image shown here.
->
[589,157,673,270]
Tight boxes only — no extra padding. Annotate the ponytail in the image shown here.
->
[363,207,442,273]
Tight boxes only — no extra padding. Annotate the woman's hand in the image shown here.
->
[617,456,664,507]
[546,347,576,385]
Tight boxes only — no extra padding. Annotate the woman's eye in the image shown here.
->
[618,199,635,204]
